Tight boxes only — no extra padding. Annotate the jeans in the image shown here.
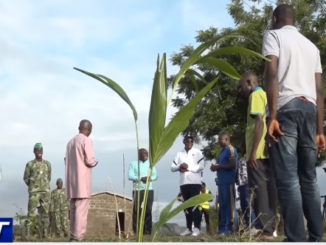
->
[268,98,323,242]
[238,184,257,229]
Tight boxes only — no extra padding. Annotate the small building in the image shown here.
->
[86,191,133,237]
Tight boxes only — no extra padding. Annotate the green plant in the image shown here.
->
[74,34,268,242]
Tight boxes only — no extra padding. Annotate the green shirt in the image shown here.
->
[245,87,269,160]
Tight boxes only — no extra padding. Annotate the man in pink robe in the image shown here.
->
[65,120,98,242]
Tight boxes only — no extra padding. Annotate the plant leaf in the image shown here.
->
[196,46,271,64]
[162,223,173,234]
[155,194,215,229]
[148,54,167,168]
[73,67,138,121]
[153,198,176,233]
[186,69,208,84]
[186,72,199,93]
[196,57,241,80]
[152,77,218,165]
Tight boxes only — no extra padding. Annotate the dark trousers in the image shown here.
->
[268,98,323,242]
[180,184,202,230]
[247,158,276,235]
[132,190,154,235]
[201,208,210,232]
[218,183,235,232]
[238,184,257,229]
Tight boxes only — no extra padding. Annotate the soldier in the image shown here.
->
[23,143,51,239]
[50,178,69,237]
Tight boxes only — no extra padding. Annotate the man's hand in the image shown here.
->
[180,163,188,169]
[179,168,188,173]
[210,164,219,172]
[268,119,284,143]
[316,134,326,157]
[141,177,148,183]
[248,152,258,170]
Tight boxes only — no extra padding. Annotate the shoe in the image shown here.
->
[191,228,201,236]
[180,229,192,236]
[273,230,277,237]
[243,227,260,236]
[216,229,232,236]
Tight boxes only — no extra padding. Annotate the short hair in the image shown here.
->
[202,182,206,186]
[219,132,230,138]
[273,4,295,22]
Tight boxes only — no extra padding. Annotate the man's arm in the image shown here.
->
[83,138,98,168]
[262,31,280,120]
[315,51,324,135]
[47,162,51,182]
[128,162,137,181]
[217,146,237,170]
[151,166,158,181]
[23,163,30,186]
[171,154,181,172]
[249,93,266,158]
[50,191,54,213]
[188,151,205,173]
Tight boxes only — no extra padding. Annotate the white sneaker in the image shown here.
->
[273,230,277,237]
[180,229,192,236]
[191,228,201,236]
[243,227,259,236]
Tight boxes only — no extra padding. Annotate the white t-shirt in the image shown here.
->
[262,25,322,114]
[171,147,205,186]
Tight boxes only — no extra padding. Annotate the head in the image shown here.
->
[237,72,259,98]
[218,132,230,148]
[271,4,295,30]
[241,139,246,155]
[33,143,43,160]
[138,148,148,162]
[78,119,92,137]
[56,178,63,189]
[201,182,206,192]
[183,135,194,151]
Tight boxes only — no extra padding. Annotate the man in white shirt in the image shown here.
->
[263,4,325,242]
[171,135,205,236]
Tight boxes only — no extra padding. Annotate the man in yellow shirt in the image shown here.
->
[199,182,213,233]
[238,72,277,241]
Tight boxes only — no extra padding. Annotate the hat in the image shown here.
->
[34,143,43,149]
[56,178,63,184]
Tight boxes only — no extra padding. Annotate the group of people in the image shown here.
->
[23,120,98,242]
[172,3,326,242]
[21,3,325,243]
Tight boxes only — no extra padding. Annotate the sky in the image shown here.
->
[1,0,326,227]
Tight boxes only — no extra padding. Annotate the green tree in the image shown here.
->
[168,0,326,162]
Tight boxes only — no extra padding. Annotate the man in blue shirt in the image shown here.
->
[128,148,158,235]
[210,132,238,235]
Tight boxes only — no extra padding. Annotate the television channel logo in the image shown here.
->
[0,218,13,243]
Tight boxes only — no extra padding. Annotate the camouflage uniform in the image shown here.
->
[50,188,69,237]
[23,159,51,238]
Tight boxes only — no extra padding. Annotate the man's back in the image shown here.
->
[65,133,97,199]
[263,25,322,110]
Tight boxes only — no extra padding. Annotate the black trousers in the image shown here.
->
[247,158,277,236]
[180,184,202,230]
[201,208,210,232]
[132,190,154,235]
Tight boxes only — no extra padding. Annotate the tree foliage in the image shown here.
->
[169,0,326,162]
